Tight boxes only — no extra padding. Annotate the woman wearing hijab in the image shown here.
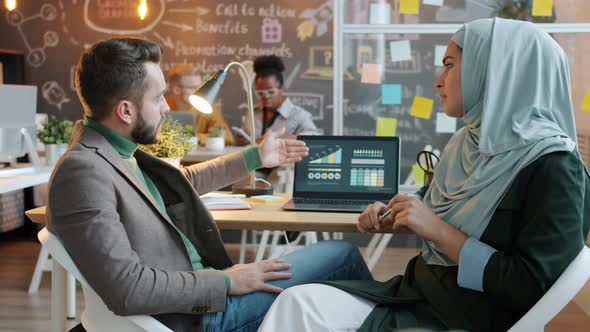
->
[258,18,590,332]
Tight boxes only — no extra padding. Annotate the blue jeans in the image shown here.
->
[203,240,372,332]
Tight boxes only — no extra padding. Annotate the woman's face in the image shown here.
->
[434,41,463,118]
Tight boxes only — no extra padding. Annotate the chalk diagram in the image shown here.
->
[56,0,210,49]
[5,3,60,68]
[42,81,70,110]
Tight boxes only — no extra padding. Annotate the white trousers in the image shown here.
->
[258,284,376,332]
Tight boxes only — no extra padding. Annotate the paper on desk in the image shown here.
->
[200,193,251,210]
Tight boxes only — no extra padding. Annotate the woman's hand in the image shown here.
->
[388,195,467,263]
[387,194,445,241]
[357,201,390,233]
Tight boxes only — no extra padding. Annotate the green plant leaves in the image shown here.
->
[37,115,74,144]
[139,119,196,158]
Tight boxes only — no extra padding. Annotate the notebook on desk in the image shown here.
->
[282,136,400,212]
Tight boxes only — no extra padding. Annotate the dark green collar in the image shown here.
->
[84,117,137,159]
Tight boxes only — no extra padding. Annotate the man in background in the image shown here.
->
[166,64,235,145]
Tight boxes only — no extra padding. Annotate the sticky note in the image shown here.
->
[532,0,553,17]
[399,0,420,15]
[250,195,288,203]
[376,117,397,136]
[381,84,402,104]
[434,45,447,67]
[413,164,425,185]
[369,3,391,24]
[436,112,457,133]
[582,92,590,112]
[410,96,434,119]
[390,40,412,62]
[423,0,444,6]
[361,64,382,84]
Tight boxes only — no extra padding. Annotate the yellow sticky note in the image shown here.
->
[413,164,425,185]
[582,92,590,112]
[410,96,434,119]
[361,64,382,84]
[532,0,553,17]
[399,0,420,15]
[376,117,397,136]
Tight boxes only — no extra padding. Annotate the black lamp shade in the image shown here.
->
[189,69,227,114]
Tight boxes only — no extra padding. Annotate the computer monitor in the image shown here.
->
[0,85,39,163]
[168,111,196,129]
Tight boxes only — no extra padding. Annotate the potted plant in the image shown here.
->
[37,115,74,165]
[139,119,196,168]
[206,126,226,152]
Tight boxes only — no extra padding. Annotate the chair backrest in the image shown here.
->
[508,245,590,332]
[38,228,172,332]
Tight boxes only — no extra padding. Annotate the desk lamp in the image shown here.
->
[189,62,273,197]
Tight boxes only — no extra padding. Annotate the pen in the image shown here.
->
[378,209,392,225]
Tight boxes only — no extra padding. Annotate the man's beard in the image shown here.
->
[131,112,164,144]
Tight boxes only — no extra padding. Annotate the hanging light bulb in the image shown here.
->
[138,0,148,20]
[5,0,17,11]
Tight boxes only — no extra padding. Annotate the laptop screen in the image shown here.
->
[293,136,400,200]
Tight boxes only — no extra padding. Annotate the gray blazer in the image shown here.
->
[47,122,250,331]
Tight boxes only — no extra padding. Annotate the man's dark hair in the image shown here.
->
[253,55,285,86]
[75,38,162,121]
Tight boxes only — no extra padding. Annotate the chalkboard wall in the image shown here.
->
[0,0,334,134]
[0,0,490,179]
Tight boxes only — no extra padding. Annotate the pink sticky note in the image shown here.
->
[361,64,382,84]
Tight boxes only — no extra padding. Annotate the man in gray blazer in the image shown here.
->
[47,38,372,332]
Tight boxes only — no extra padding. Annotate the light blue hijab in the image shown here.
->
[422,18,580,266]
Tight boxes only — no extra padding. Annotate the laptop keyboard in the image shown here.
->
[293,198,376,206]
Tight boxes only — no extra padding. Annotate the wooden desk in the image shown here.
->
[26,194,387,233]
[182,145,247,164]
[25,195,395,332]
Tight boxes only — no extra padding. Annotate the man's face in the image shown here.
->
[131,62,170,144]
[255,75,284,110]
[173,74,201,107]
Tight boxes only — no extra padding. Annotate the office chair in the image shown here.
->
[508,245,590,331]
[38,228,173,332]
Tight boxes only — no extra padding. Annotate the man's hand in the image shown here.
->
[258,128,309,168]
[225,258,292,295]
[234,134,250,146]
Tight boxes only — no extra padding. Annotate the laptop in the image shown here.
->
[168,111,196,128]
[282,136,400,212]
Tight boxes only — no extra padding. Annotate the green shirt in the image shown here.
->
[84,117,262,292]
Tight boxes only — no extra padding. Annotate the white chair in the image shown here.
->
[38,228,172,332]
[508,245,590,332]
